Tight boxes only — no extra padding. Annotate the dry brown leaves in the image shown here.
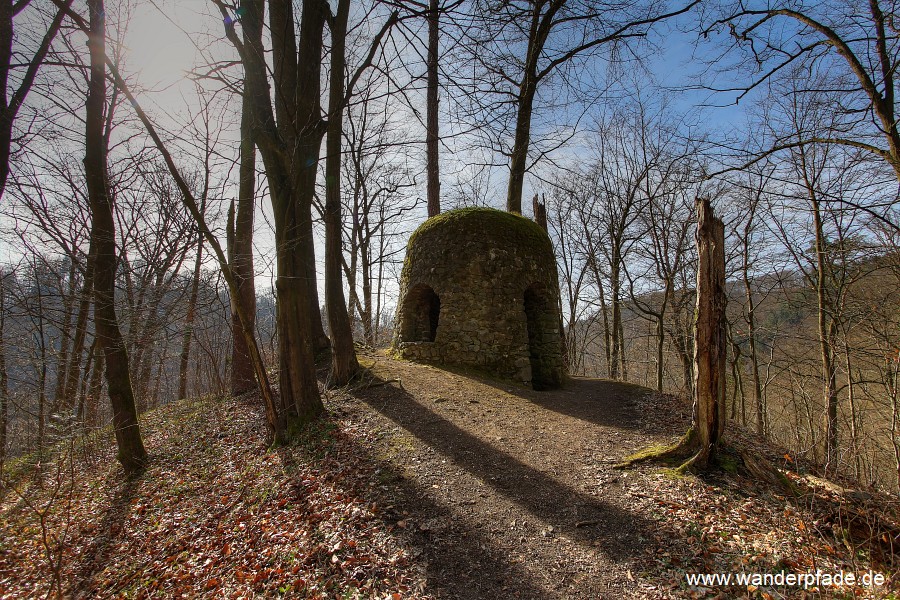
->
[0,395,430,599]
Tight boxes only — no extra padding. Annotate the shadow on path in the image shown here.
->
[412,363,658,431]
[350,375,676,598]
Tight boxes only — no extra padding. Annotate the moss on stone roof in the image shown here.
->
[407,207,552,256]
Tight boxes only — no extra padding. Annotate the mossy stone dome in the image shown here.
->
[393,207,565,389]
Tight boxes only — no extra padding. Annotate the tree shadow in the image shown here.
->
[406,361,680,433]
[346,374,679,598]
[70,472,142,597]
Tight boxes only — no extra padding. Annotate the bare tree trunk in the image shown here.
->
[34,264,47,453]
[617,199,726,473]
[507,71,536,213]
[324,0,360,386]
[84,339,103,430]
[85,0,146,474]
[651,283,672,392]
[728,333,745,423]
[426,0,440,217]
[77,339,94,425]
[745,275,764,436]
[811,196,839,469]
[375,239,385,345]
[532,194,547,231]
[62,255,94,413]
[667,325,694,397]
[178,234,203,400]
[688,197,727,469]
[134,293,162,410]
[888,357,900,493]
[0,271,7,461]
[655,314,665,391]
[229,80,257,396]
[610,258,622,380]
[506,0,562,214]
[236,0,323,425]
[586,257,612,377]
[151,346,165,406]
[843,339,861,479]
[361,250,374,345]
[51,260,78,413]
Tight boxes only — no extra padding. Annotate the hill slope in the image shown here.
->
[1,353,897,598]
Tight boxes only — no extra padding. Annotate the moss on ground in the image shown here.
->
[618,442,681,467]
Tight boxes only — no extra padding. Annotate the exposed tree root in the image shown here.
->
[614,428,698,471]
[616,430,798,496]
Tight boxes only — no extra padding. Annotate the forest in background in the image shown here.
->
[0,0,898,498]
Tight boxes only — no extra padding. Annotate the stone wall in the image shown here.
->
[393,208,565,389]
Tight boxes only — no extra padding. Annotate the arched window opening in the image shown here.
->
[400,284,441,343]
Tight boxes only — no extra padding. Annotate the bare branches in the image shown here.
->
[702,0,900,183]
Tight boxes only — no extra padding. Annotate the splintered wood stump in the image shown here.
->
[691,197,726,468]
[532,194,548,232]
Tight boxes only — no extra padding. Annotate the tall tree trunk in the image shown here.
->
[0,271,7,461]
[84,0,146,474]
[151,346,165,405]
[324,0,359,386]
[178,233,203,400]
[51,260,78,413]
[507,72,536,214]
[844,339,860,479]
[76,338,93,424]
[812,197,839,469]
[94,0,284,441]
[375,238,386,345]
[230,0,322,425]
[84,339,103,430]
[505,1,563,213]
[361,247,374,345]
[742,214,765,437]
[280,0,327,420]
[62,254,94,413]
[425,0,440,217]
[229,80,257,396]
[610,256,622,380]
[655,315,665,391]
[303,219,330,355]
[267,0,328,358]
[0,0,12,197]
[35,266,47,453]
[296,2,329,357]
[745,274,764,436]
[620,199,726,473]
[653,285,671,392]
[728,333,745,424]
[687,198,727,469]
[134,307,160,410]
[585,255,612,377]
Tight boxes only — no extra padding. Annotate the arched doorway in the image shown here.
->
[400,284,441,342]
[524,284,559,390]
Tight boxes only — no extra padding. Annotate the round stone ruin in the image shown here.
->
[392,207,566,390]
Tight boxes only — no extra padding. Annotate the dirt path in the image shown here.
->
[332,355,691,599]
